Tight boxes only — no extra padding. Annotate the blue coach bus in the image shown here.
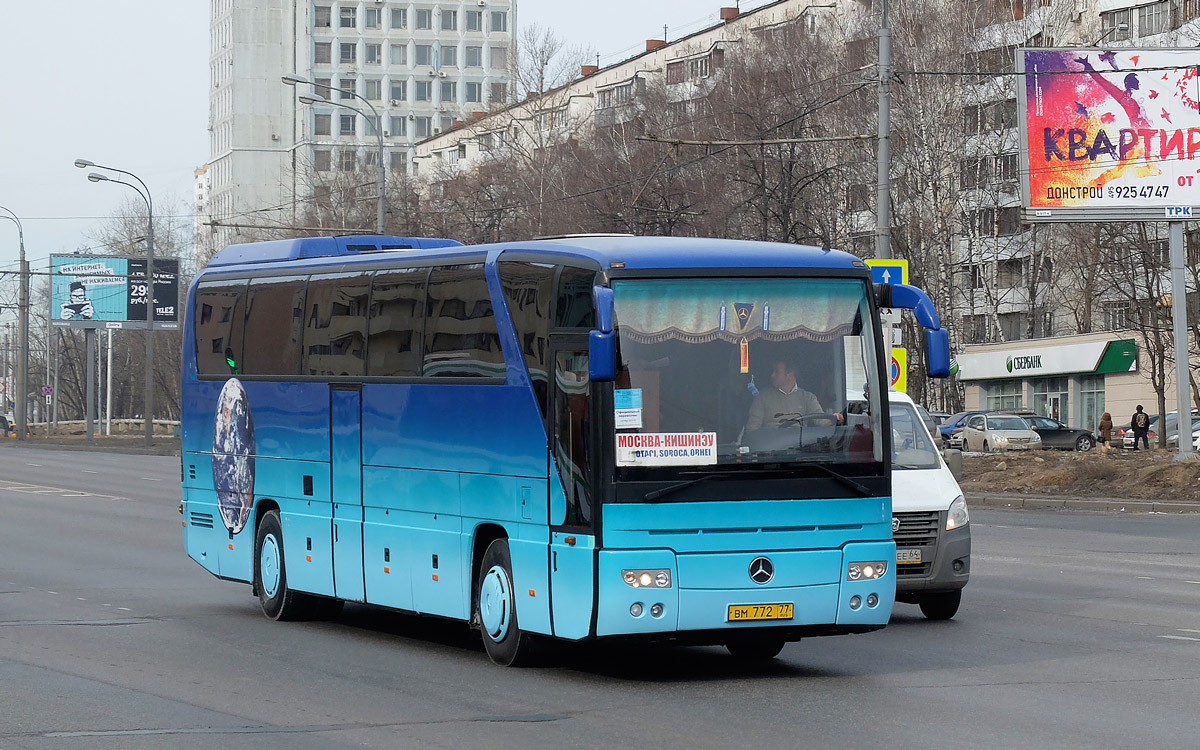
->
[180,234,950,665]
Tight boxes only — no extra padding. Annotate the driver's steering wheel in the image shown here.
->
[780,412,841,427]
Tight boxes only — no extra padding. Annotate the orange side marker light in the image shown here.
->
[384,566,390,574]
[529,589,536,597]
[432,574,439,581]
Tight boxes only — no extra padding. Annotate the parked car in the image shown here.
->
[1014,414,1097,452]
[914,403,937,438]
[960,413,1042,452]
[889,391,970,620]
[947,427,966,450]
[938,411,987,447]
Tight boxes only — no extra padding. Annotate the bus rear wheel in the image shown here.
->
[725,637,787,660]
[255,510,318,621]
[476,538,535,666]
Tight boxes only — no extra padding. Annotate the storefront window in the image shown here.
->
[1079,375,1105,433]
[984,379,1023,410]
[1031,377,1069,421]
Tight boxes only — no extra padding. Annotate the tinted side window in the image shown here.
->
[555,267,596,329]
[303,273,371,377]
[242,276,306,376]
[194,280,247,376]
[424,264,503,378]
[498,261,554,409]
[367,267,426,377]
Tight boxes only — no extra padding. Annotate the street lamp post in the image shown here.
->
[0,206,28,441]
[283,74,386,233]
[73,159,156,447]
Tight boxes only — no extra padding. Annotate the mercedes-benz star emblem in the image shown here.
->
[892,516,901,533]
[748,556,774,584]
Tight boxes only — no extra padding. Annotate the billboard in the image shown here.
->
[1018,48,1200,221]
[50,255,180,329]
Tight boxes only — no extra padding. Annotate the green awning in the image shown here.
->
[1095,339,1137,374]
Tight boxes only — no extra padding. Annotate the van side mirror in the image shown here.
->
[589,286,617,382]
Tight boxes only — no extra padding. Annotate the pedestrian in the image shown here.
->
[1130,405,1151,450]
[1098,411,1113,453]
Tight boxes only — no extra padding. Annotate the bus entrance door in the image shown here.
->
[549,345,597,640]
[331,385,366,602]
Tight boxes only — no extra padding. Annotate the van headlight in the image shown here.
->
[947,495,969,530]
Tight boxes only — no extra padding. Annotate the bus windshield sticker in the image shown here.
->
[616,432,718,467]
[614,389,643,429]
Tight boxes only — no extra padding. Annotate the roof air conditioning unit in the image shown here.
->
[390,99,400,105]
[384,130,390,137]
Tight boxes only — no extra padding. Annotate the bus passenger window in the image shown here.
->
[555,268,596,329]
[367,267,427,377]
[499,261,555,414]
[194,280,246,376]
[242,276,306,376]
[303,273,370,377]
[423,264,504,378]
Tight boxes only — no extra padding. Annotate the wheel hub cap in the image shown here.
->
[260,534,281,598]
[479,565,511,641]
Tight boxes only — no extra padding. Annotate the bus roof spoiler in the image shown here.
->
[206,235,463,267]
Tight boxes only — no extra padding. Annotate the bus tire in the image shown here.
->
[254,510,313,621]
[476,538,535,666]
[918,590,962,620]
[725,637,787,660]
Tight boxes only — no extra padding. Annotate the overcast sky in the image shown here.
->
[0,0,777,281]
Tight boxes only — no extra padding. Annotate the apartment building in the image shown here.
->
[207,0,515,248]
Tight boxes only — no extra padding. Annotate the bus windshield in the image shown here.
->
[611,277,883,474]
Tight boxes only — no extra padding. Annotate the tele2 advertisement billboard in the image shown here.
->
[1018,48,1200,221]
[50,256,179,328]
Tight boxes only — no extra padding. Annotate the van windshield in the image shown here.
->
[889,402,941,470]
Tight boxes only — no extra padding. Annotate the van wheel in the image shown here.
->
[918,591,962,620]
[477,539,536,666]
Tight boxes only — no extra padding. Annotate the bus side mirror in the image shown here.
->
[589,285,617,381]
[589,331,617,381]
[927,328,951,378]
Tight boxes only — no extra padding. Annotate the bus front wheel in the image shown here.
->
[255,510,316,621]
[476,538,535,666]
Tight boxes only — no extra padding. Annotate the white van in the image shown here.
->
[888,391,971,619]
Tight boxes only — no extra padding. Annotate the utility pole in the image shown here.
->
[0,206,28,440]
[876,0,892,262]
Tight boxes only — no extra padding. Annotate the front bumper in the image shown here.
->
[594,541,896,638]
[896,523,970,598]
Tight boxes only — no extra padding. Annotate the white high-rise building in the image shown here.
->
[207,0,515,248]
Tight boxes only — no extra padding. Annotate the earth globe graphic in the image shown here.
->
[212,378,255,535]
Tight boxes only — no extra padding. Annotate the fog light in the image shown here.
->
[953,559,964,573]
[866,593,879,608]
[650,603,664,618]
[630,602,644,617]
[849,595,862,610]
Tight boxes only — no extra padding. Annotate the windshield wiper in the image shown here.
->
[643,472,733,502]
[804,463,873,497]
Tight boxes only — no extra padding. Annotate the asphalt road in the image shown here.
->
[1,447,1198,749]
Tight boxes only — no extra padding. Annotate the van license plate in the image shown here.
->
[727,603,794,622]
[897,549,922,564]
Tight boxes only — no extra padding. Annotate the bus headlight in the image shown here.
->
[622,569,672,588]
[946,495,969,530]
[847,561,887,580]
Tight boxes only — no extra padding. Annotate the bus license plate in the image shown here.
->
[897,549,922,564]
[727,603,794,622]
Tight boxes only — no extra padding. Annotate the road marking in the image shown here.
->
[82,470,97,474]
[25,463,41,467]
[1185,581,1200,585]
[140,477,161,482]
[1136,576,1154,580]
[1158,635,1200,642]
[0,479,128,502]
[47,591,58,595]
[1177,629,1200,634]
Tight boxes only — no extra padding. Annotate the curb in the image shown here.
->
[967,492,1200,514]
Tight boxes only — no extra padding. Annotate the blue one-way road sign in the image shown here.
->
[865,259,909,286]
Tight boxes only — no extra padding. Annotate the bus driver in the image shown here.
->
[745,359,831,431]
